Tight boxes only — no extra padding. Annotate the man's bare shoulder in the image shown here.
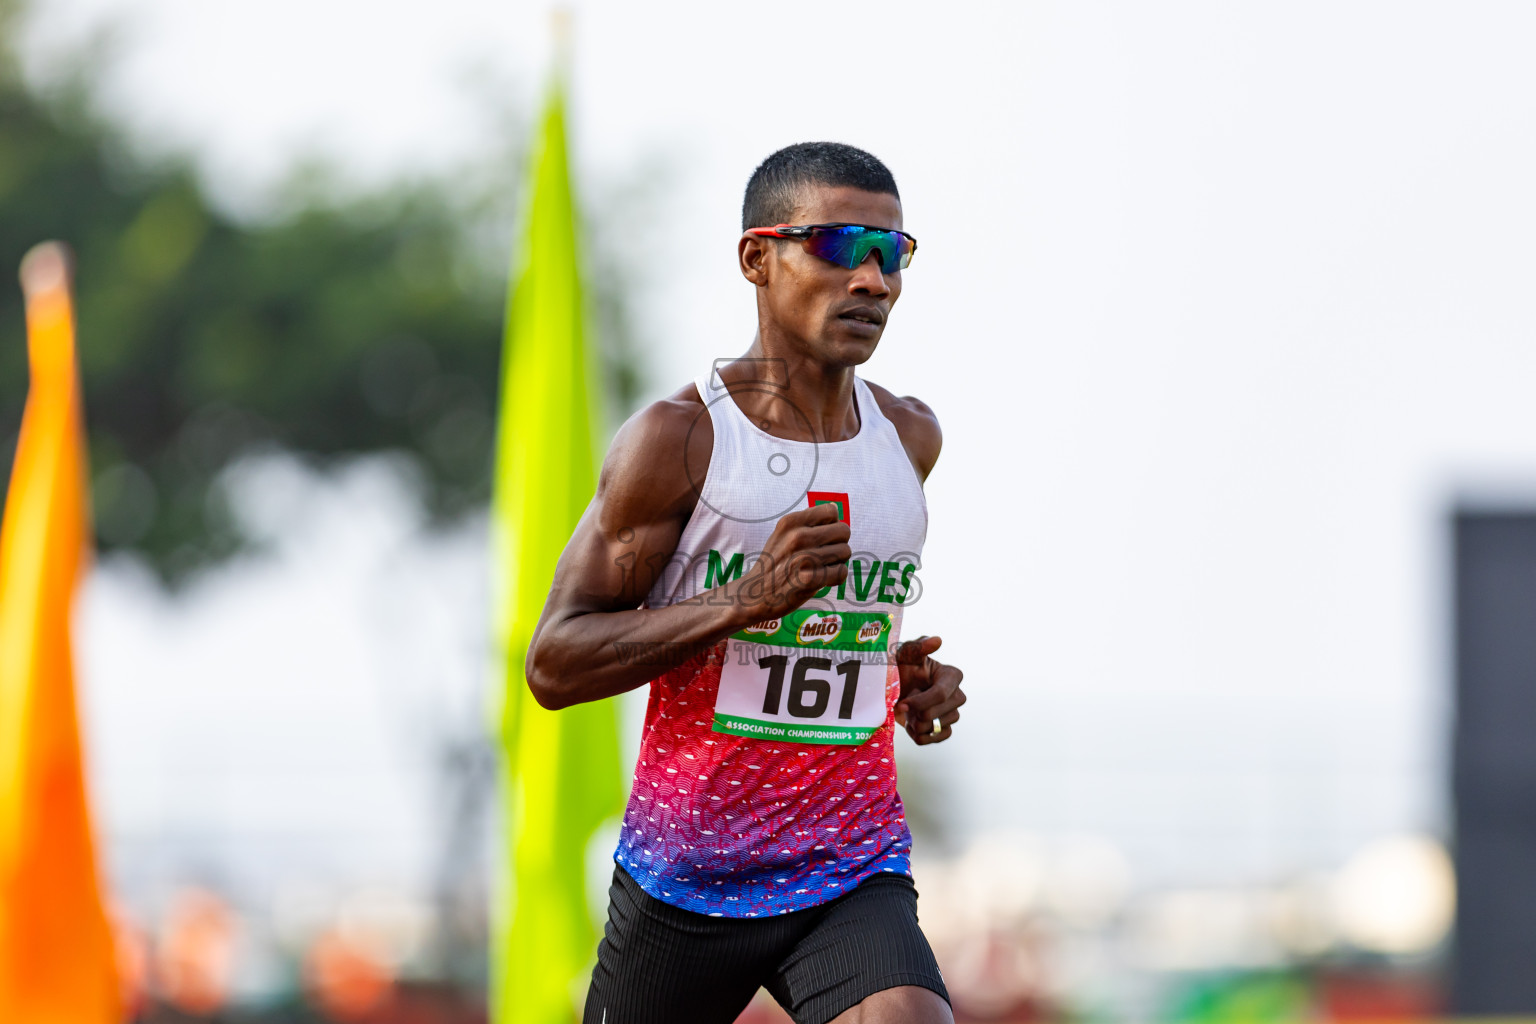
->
[596,382,710,525]
[610,382,706,451]
[865,380,942,482]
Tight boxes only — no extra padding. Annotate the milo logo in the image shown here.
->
[744,618,781,635]
[797,613,842,645]
[856,620,886,644]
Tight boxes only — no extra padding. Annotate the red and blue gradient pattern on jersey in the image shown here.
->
[614,642,913,918]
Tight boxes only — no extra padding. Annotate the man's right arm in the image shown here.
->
[524,390,852,710]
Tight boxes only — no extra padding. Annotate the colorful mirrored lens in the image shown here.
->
[803,226,915,274]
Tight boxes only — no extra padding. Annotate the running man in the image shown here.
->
[527,142,967,1024]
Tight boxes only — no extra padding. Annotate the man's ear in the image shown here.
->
[739,233,772,286]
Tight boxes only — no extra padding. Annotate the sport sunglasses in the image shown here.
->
[746,223,917,274]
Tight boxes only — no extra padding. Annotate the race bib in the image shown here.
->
[713,609,893,745]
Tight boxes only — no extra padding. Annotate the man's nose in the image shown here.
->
[849,250,891,296]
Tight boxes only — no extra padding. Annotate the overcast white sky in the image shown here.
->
[21,1,1536,897]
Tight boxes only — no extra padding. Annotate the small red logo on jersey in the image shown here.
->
[807,491,851,525]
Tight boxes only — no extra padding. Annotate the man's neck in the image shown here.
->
[718,338,861,444]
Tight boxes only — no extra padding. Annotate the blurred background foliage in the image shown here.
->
[0,0,646,581]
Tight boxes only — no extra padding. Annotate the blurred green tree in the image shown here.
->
[0,2,647,580]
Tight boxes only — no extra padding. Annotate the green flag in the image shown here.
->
[489,80,623,1024]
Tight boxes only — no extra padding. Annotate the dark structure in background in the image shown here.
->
[1452,510,1536,1013]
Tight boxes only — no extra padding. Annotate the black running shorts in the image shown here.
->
[583,864,949,1024]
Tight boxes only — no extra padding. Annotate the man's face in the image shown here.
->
[744,185,905,366]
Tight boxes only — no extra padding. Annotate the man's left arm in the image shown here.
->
[895,635,965,744]
[871,385,967,744]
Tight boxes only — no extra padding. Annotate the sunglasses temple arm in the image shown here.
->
[747,226,815,239]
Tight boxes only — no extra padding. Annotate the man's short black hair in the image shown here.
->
[741,142,900,230]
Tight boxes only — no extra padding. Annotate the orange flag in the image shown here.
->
[0,243,119,1022]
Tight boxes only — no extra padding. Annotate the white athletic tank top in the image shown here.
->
[647,369,928,616]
